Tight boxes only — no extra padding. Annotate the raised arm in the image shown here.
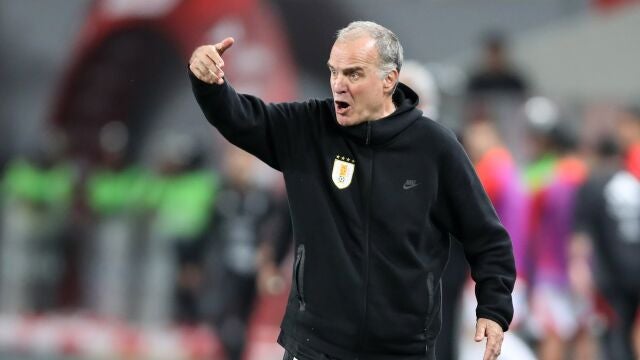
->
[188,38,314,171]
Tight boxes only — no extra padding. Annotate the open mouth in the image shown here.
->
[334,100,351,114]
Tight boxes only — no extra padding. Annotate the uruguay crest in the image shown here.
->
[331,155,355,189]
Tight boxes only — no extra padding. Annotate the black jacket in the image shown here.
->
[190,72,515,360]
[575,167,640,290]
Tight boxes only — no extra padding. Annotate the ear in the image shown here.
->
[383,69,399,95]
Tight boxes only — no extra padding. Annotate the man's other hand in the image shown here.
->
[474,317,504,360]
[189,37,235,85]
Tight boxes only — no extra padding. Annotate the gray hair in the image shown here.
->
[336,21,404,78]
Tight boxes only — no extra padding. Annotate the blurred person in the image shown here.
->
[458,119,534,360]
[465,32,531,180]
[199,145,281,360]
[0,128,75,313]
[255,190,293,298]
[84,121,147,319]
[243,186,294,360]
[463,119,529,328]
[527,124,595,360]
[523,97,563,190]
[399,60,440,120]
[138,133,218,326]
[569,135,620,359]
[466,31,530,100]
[522,97,563,293]
[574,105,640,360]
[189,21,516,360]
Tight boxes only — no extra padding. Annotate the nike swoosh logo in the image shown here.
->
[403,183,419,190]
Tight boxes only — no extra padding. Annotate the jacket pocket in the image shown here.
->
[294,244,306,311]
[424,273,438,337]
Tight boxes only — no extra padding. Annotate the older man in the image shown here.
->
[189,21,515,360]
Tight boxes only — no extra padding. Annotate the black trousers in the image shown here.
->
[283,349,340,360]
[283,343,437,360]
[206,268,257,360]
[600,283,639,360]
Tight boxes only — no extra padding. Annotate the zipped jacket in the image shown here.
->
[190,71,515,360]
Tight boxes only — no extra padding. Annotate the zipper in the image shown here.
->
[358,146,374,351]
[365,121,371,145]
[424,273,436,336]
[295,245,306,310]
[294,244,306,311]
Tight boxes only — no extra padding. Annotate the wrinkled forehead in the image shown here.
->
[328,36,379,68]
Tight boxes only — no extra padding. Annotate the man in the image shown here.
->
[398,60,439,121]
[189,21,515,360]
[527,125,592,360]
[466,31,529,100]
[574,105,640,360]
[462,119,529,330]
[200,145,278,360]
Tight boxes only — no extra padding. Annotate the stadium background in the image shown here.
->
[1,0,639,359]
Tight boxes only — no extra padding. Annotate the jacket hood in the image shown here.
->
[333,82,424,147]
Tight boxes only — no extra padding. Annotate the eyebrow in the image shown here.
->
[327,63,364,73]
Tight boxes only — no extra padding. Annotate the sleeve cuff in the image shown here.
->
[476,310,510,332]
[187,64,227,93]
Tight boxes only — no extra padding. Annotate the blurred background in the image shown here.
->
[1,0,640,359]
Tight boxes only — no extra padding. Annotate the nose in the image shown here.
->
[332,74,347,94]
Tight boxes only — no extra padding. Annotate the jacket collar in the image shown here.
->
[332,82,424,146]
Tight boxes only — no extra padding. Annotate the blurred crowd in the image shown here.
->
[1,8,640,360]
[0,119,292,359]
[432,34,640,360]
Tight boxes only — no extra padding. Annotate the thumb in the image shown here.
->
[474,320,486,342]
[216,37,235,55]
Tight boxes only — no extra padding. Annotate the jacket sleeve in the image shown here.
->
[189,69,309,171]
[434,132,516,331]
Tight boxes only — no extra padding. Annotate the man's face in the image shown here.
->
[328,36,389,126]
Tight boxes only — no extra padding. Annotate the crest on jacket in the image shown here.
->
[332,155,355,189]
